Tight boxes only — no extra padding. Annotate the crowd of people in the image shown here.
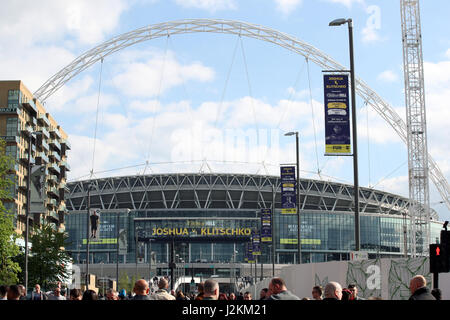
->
[0,274,442,301]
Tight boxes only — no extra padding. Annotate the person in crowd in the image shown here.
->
[323,282,342,301]
[118,289,128,300]
[82,290,98,301]
[341,288,352,301]
[106,289,118,300]
[7,285,21,300]
[229,292,236,300]
[150,278,175,300]
[31,284,47,301]
[347,284,365,300]
[202,279,219,300]
[218,293,229,300]
[0,285,8,300]
[69,289,82,300]
[267,277,300,300]
[236,292,244,300]
[259,288,268,300]
[49,287,66,300]
[176,291,188,300]
[409,275,435,300]
[312,286,323,300]
[302,297,311,300]
[195,282,205,300]
[17,285,27,300]
[244,291,252,300]
[132,279,151,300]
[431,288,442,300]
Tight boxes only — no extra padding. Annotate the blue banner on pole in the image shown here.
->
[323,74,351,155]
[252,230,261,256]
[260,208,272,242]
[280,166,297,214]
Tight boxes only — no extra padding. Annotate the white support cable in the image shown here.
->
[31,19,448,210]
[90,58,104,179]
[306,58,321,179]
[143,36,170,175]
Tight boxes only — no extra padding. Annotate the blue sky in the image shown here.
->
[0,0,449,221]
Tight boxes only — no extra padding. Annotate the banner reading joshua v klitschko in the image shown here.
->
[323,74,351,155]
[280,166,297,214]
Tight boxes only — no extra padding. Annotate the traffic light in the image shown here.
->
[430,244,449,273]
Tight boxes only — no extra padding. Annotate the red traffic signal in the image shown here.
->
[430,244,449,273]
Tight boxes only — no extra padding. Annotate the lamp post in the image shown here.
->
[284,131,301,263]
[24,130,41,294]
[329,18,360,251]
[85,182,95,287]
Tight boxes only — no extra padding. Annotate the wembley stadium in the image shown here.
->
[64,172,443,288]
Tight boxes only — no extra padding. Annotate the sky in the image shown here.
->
[0,0,449,221]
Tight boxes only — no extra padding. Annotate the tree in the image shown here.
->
[118,271,131,293]
[0,138,21,284]
[17,222,73,289]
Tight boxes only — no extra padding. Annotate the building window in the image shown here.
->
[5,145,17,160]
[7,90,20,108]
[6,117,18,136]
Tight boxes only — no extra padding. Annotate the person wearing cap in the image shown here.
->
[118,289,128,300]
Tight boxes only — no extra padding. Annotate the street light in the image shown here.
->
[85,182,95,287]
[329,18,360,251]
[284,131,301,264]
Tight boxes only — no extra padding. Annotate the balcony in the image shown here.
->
[47,174,58,183]
[48,163,60,174]
[47,210,59,223]
[37,113,50,127]
[47,198,57,208]
[61,139,71,150]
[49,139,61,151]
[22,99,37,114]
[38,127,50,139]
[18,179,27,191]
[50,128,62,140]
[35,152,49,165]
[57,203,66,213]
[47,186,59,198]
[20,125,33,137]
[60,160,71,171]
[20,153,34,164]
[49,151,61,162]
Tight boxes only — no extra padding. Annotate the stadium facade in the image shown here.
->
[65,173,443,279]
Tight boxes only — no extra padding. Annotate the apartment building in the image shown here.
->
[0,80,70,235]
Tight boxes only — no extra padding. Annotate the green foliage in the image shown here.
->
[118,271,131,293]
[17,222,73,289]
[0,138,21,284]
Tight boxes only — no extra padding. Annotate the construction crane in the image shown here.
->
[400,0,430,258]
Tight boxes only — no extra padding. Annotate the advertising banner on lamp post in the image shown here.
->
[89,208,101,240]
[280,166,297,214]
[323,74,351,155]
[260,208,272,242]
[251,230,261,256]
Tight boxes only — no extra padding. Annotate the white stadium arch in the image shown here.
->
[33,19,449,210]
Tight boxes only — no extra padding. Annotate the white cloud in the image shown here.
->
[377,70,399,83]
[446,49,450,59]
[112,50,215,98]
[174,0,236,12]
[274,0,303,15]
[0,0,129,46]
[324,0,364,8]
